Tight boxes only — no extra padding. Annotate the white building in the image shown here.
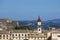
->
[52,29,60,40]
[0,16,48,40]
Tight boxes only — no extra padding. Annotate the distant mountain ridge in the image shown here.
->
[45,19,60,28]
[18,19,60,30]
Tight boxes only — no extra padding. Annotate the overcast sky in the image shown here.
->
[0,0,60,21]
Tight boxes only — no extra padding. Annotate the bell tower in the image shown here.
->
[37,16,42,33]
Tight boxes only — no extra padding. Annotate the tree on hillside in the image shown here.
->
[15,26,31,30]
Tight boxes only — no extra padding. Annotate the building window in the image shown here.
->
[12,34,14,39]
[34,38,36,40]
[6,35,8,39]
[39,29,40,31]
[22,34,23,36]
[19,34,20,37]
[16,34,17,36]
[28,34,30,36]
[16,37,17,39]
[38,37,39,39]
[19,34,20,39]
[15,34,17,39]
[58,35,60,37]
[38,38,40,40]
[44,37,45,40]
[25,34,26,36]
[0,35,1,39]
[41,37,42,40]
[31,37,33,39]
[3,35,5,39]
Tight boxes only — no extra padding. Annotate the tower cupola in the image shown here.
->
[38,16,41,22]
[37,16,41,26]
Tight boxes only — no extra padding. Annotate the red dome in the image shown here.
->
[38,16,41,22]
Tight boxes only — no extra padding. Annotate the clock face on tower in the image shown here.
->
[38,22,41,25]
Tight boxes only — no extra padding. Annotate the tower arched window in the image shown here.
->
[25,34,26,36]
[39,29,40,31]
[39,26,40,27]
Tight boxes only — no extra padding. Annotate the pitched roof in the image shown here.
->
[28,33,47,38]
[12,30,33,33]
[37,16,41,22]
[0,30,9,34]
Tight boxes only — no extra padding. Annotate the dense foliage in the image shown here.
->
[15,26,31,30]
